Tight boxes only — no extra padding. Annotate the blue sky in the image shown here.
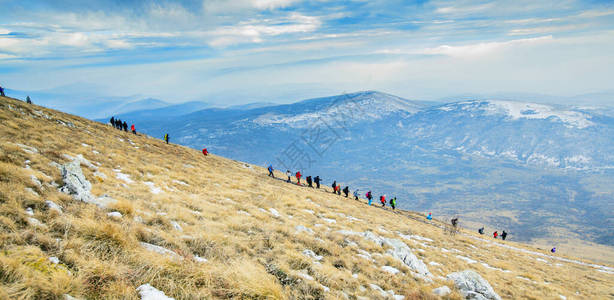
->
[1,0,613,105]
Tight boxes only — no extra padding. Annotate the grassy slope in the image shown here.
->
[1,95,613,299]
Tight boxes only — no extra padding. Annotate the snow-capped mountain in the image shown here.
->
[114,91,614,247]
[397,100,614,170]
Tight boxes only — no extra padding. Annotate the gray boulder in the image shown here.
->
[59,160,116,208]
[447,270,501,300]
[362,231,432,280]
[59,160,93,203]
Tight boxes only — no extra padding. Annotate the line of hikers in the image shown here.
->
[109,116,136,134]
[479,227,508,240]
[264,165,549,247]
[267,166,397,210]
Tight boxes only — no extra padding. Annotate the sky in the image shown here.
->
[1,0,613,105]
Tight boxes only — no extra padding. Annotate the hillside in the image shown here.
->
[1,95,613,299]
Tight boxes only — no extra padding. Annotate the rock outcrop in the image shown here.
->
[59,160,116,208]
[59,160,93,202]
[447,270,501,300]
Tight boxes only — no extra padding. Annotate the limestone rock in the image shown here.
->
[59,160,93,203]
[45,200,63,214]
[432,286,451,297]
[447,270,501,300]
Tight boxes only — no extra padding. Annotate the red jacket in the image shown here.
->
[295,172,301,179]
[131,125,135,131]
[202,148,208,156]
[380,196,386,203]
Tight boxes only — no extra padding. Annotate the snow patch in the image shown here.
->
[382,266,401,275]
[114,170,133,184]
[137,284,175,300]
[143,181,162,194]
[303,249,323,261]
[107,211,122,219]
[268,208,281,218]
[140,242,182,260]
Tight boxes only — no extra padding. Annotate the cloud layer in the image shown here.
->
[1,0,613,104]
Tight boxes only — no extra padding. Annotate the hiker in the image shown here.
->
[478,227,484,235]
[343,186,349,197]
[390,197,396,210]
[336,185,341,195]
[26,96,32,104]
[331,181,337,193]
[551,247,556,253]
[306,176,313,187]
[267,165,275,177]
[314,176,320,188]
[366,191,373,205]
[451,217,459,228]
[380,195,386,207]
[116,119,121,129]
[122,121,128,131]
[164,133,169,144]
[426,212,432,220]
[131,124,136,134]
[353,189,359,201]
[0,84,5,97]
[295,171,302,185]
[501,230,508,241]
[110,116,115,126]
[493,231,498,239]
[286,170,292,183]
[202,148,208,156]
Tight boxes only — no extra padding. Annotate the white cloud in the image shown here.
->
[251,0,301,10]
[208,13,321,47]
[377,36,554,58]
[577,9,614,18]
[508,25,582,36]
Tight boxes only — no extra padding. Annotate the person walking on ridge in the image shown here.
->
[366,191,373,205]
[551,247,556,253]
[314,176,320,188]
[122,121,128,131]
[295,171,302,185]
[306,176,313,188]
[286,170,292,183]
[164,133,169,144]
[478,227,484,235]
[0,84,5,97]
[202,148,208,156]
[493,231,498,239]
[501,230,508,241]
[331,181,337,193]
[390,197,396,210]
[426,212,432,220]
[110,116,115,126]
[380,195,386,207]
[343,186,349,197]
[131,124,136,134]
[353,189,359,201]
[26,96,32,104]
[267,165,275,178]
[451,217,459,228]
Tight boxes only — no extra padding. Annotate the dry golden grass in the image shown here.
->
[1,95,613,299]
